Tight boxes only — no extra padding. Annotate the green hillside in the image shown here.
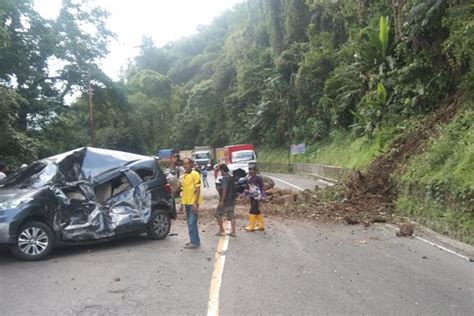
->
[1,0,473,242]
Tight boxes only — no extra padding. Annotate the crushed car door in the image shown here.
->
[98,169,152,236]
[53,183,115,241]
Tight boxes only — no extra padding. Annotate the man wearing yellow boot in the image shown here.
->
[244,163,266,232]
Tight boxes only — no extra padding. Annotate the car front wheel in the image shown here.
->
[11,221,54,261]
[146,210,171,240]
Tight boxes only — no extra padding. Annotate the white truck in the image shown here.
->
[192,146,214,169]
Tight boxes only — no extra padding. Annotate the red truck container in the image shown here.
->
[223,144,256,164]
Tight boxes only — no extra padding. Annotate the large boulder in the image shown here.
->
[262,175,275,190]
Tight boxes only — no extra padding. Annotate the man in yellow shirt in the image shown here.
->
[180,158,203,249]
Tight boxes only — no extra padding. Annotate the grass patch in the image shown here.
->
[394,101,474,245]
[258,126,402,170]
[396,194,474,245]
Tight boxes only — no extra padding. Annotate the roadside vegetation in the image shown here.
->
[1,0,473,242]
[394,102,473,244]
[258,125,407,170]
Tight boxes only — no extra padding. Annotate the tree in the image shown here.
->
[0,0,114,165]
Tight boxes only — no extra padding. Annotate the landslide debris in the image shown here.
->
[265,98,462,226]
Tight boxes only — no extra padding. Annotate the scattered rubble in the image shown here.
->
[263,100,461,227]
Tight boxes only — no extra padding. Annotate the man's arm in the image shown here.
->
[194,186,201,205]
[193,172,201,212]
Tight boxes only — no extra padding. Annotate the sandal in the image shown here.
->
[227,233,237,237]
[215,232,226,236]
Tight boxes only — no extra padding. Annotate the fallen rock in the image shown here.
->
[396,223,414,237]
[371,216,387,223]
[344,216,360,225]
[262,176,275,190]
[280,189,294,196]
[281,194,295,204]
[266,187,282,196]
[272,196,285,205]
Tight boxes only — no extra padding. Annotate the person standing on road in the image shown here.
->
[244,163,266,232]
[214,164,237,237]
[180,158,202,249]
[213,164,219,179]
[170,153,181,178]
[0,162,7,180]
[201,166,209,188]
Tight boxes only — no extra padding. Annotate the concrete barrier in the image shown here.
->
[291,163,351,182]
[258,162,351,182]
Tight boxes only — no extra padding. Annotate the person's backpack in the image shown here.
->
[231,168,247,194]
[227,175,238,200]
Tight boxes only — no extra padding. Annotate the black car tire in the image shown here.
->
[11,221,54,261]
[146,210,171,240]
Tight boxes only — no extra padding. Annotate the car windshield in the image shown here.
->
[194,153,209,159]
[232,151,255,162]
[0,162,58,189]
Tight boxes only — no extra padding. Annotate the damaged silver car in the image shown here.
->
[0,147,176,261]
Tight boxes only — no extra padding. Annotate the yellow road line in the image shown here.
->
[207,233,230,316]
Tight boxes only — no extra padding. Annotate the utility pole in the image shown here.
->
[88,75,95,147]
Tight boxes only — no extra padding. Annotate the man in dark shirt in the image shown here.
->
[214,164,237,237]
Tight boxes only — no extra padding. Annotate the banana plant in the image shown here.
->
[379,16,390,58]
[377,82,387,105]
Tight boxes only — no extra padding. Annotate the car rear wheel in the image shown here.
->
[11,221,54,261]
[146,210,171,240]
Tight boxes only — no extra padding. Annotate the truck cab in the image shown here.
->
[224,144,257,174]
[192,150,211,169]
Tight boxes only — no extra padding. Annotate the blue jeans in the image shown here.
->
[185,205,200,246]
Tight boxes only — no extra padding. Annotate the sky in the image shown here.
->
[34,0,244,80]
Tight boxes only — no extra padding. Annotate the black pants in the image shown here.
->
[249,198,261,215]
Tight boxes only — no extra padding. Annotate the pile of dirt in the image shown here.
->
[266,97,462,225]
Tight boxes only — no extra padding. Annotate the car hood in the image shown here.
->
[0,188,43,203]
[0,147,152,189]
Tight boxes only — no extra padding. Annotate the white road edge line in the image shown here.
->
[413,235,470,261]
[266,176,471,262]
[385,224,470,261]
[207,226,230,316]
[265,175,304,191]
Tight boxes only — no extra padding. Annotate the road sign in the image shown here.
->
[290,143,306,155]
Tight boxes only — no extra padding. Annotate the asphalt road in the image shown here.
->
[1,173,473,315]
[262,172,333,191]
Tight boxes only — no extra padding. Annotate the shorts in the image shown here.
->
[249,198,260,215]
[215,205,235,220]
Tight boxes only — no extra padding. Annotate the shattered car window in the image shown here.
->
[134,168,155,181]
[0,162,58,189]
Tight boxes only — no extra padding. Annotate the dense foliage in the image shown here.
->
[0,0,114,165]
[1,0,473,163]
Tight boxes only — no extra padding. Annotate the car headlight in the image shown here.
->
[0,198,33,210]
